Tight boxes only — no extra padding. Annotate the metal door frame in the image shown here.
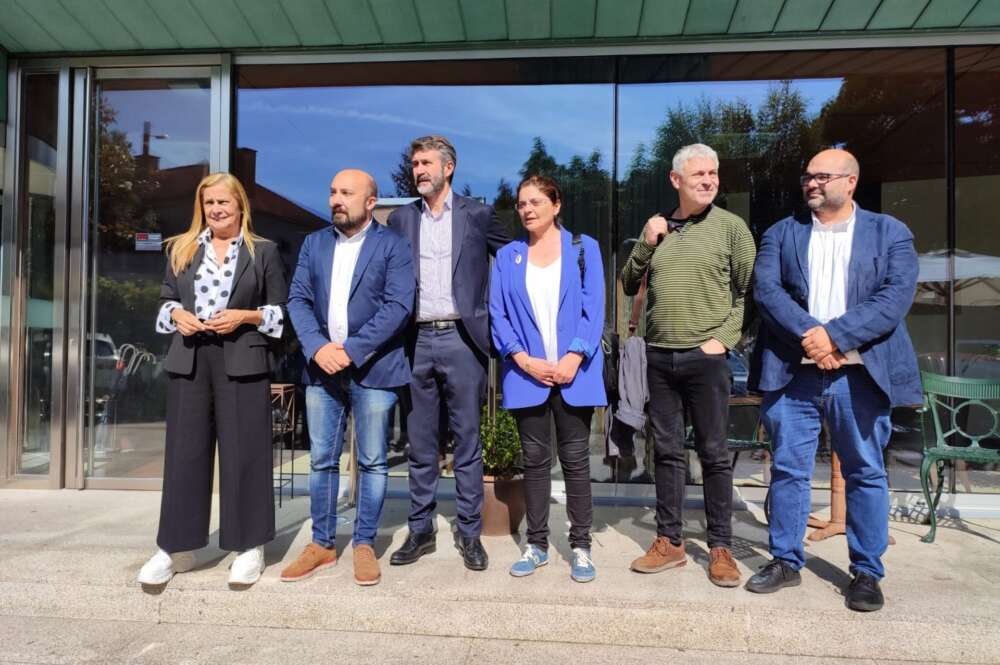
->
[0,55,230,489]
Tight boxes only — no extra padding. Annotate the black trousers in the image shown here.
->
[157,337,275,553]
[512,390,594,550]
[646,346,732,549]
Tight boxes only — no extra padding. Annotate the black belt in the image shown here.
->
[417,320,458,330]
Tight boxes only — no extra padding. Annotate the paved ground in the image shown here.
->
[1,488,998,664]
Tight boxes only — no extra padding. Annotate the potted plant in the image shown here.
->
[480,404,526,536]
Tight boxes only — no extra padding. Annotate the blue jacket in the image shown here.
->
[750,206,922,407]
[287,221,415,389]
[490,228,607,409]
[387,194,510,357]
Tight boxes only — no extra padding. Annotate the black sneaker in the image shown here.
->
[744,559,802,594]
[846,572,884,612]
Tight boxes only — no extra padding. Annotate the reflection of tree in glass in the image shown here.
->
[619,81,819,240]
[97,99,161,250]
[505,136,611,241]
[391,149,420,197]
[819,74,945,208]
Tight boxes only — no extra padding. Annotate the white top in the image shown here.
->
[327,219,373,345]
[525,257,561,364]
[804,204,862,365]
[417,189,459,322]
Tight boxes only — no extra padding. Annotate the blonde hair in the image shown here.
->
[164,173,261,275]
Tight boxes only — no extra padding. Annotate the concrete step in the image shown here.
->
[1,490,999,663]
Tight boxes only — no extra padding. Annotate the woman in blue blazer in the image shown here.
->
[490,175,606,583]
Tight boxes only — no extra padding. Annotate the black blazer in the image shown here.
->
[160,239,288,377]
[387,194,510,356]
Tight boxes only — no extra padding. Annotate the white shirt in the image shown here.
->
[327,220,373,345]
[417,189,459,321]
[525,258,561,364]
[804,204,862,365]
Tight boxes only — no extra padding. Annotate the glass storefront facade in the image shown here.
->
[1,44,998,496]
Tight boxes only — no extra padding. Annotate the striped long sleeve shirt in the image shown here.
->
[621,205,756,350]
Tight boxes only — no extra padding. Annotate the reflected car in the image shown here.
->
[90,333,119,394]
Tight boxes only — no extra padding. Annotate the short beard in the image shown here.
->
[415,170,445,197]
[805,190,846,212]
[331,210,367,234]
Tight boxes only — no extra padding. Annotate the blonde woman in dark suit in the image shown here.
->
[137,173,286,588]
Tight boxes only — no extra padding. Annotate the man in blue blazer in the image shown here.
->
[282,169,415,586]
[387,136,511,571]
[747,149,921,612]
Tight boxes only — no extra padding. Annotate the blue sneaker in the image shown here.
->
[510,544,548,577]
[570,548,596,583]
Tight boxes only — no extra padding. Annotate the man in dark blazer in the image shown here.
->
[747,149,921,612]
[387,135,511,571]
[282,169,415,586]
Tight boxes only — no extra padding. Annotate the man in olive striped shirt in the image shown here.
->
[621,143,756,587]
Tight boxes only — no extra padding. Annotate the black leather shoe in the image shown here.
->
[744,559,802,594]
[845,572,884,612]
[389,531,436,566]
[456,535,488,571]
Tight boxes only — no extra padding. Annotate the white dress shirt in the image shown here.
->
[417,189,460,322]
[525,258,561,364]
[327,219,373,345]
[804,203,862,365]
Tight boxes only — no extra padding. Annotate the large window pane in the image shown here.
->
[237,61,614,482]
[84,77,211,479]
[616,50,946,490]
[952,47,1000,493]
[18,73,60,475]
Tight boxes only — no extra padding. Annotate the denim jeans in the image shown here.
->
[646,346,733,549]
[762,365,892,579]
[306,376,397,548]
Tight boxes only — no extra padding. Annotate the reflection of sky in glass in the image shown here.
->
[101,84,211,170]
[617,78,843,173]
[237,79,845,214]
[237,85,614,214]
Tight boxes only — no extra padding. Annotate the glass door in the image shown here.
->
[4,70,69,486]
[80,67,220,486]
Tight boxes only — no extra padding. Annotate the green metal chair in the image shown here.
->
[919,371,1000,543]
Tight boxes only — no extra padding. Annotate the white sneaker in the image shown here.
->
[137,548,196,585]
[229,546,265,585]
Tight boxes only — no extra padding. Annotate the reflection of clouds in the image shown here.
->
[239,84,616,208]
[241,99,498,142]
[451,86,614,160]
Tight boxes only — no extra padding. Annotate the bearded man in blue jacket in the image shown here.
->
[747,149,921,613]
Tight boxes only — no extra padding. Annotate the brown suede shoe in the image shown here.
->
[708,547,741,587]
[630,536,686,573]
[353,544,381,586]
[280,542,337,582]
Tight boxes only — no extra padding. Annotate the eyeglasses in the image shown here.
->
[516,197,553,211]
[799,172,851,186]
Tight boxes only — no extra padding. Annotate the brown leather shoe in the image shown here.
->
[708,547,741,587]
[630,536,686,573]
[353,544,381,586]
[280,542,337,582]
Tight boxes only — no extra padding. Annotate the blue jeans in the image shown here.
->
[306,376,397,548]
[762,365,892,579]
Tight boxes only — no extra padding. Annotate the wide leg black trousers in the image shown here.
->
[156,337,275,553]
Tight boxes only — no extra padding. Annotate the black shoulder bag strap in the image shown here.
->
[572,233,585,284]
